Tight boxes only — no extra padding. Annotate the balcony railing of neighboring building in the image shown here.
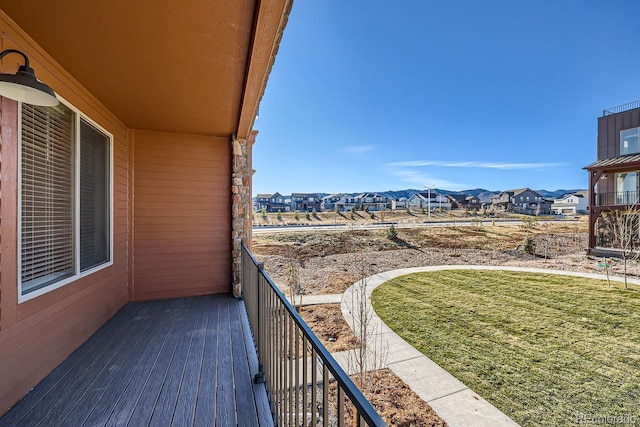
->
[603,99,640,116]
[241,242,386,427]
[594,191,640,206]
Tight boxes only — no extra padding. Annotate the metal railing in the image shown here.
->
[594,191,640,206]
[241,242,386,426]
[603,100,640,116]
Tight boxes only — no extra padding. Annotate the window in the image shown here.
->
[20,101,112,300]
[615,171,639,205]
[621,127,640,155]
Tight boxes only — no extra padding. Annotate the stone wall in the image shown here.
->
[231,131,256,296]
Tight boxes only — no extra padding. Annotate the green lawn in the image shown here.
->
[371,270,640,426]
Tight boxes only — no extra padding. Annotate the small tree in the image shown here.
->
[523,235,535,255]
[286,243,304,309]
[386,224,397,239]
[294,211,300,221]
[277,209,282,221]
[344,249,388,394]
[520,216,537,231]
[471,216,482,230]
[601,206,640,288]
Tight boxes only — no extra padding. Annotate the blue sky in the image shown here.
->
[253,1,640,196]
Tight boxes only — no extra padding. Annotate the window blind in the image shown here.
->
[21,103,75,294]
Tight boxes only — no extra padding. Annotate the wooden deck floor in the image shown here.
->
[0,294,273,427]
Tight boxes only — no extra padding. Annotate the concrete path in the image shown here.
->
[286,293,343,306]
[339,265,638,427]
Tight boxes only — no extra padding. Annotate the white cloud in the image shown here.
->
[385,160,563,170]
[343,145,375,155]
[391,169,468,190]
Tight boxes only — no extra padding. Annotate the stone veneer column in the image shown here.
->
[231,130,257,296]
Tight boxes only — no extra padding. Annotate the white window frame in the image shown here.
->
[621,127,640,155]
[18,96,114,303]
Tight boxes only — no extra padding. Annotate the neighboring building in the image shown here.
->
[290,193,321,212]
[353,193,390,211]
[334,193,389,212]
[391,197,407,210]
[447,194,481,210]
[255,194,271,211]
[321,193,347,211]
[0,2,295,418]
[407,191,451,211]
[490,188,550,214]
[584,100,640,252]
[255,192,288,212]
[551,191,589,215]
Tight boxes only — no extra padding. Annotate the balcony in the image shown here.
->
[0,246,385,426]
[602,99,640,116]
[594,191,640,207]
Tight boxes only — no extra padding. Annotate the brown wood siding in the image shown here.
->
[0,17,130,416]
[597,108,640,160]
[131,130,231,301]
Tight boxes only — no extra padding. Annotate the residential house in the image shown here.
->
[255,192,288,213]
[407,191,451,211]
[489,192,511,211]
[255,194,272,211]
[353,193,390,211]
[321,193,347,211]
[446,194,481,210]
[0,1,312,421]
[335,193,391,212]
[392,197,407,210]
[584,100,640,252]
[290,193,321,212]
[551,191,589,215]
[490,188,550,214]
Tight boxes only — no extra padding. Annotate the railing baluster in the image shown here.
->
[295,326,300,427]
[302,335,308,427]
[323,364,329,425]
[311,348,317,426]
[281,300,286,425]
[338,387,345,427]
[289,314,294,427]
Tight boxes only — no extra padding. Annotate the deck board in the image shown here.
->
[193,295,219,426]
[215,297,236,426]
[0,304,139,426]
[0,295,274,427]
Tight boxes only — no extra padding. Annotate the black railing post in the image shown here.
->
[254,261,266,384]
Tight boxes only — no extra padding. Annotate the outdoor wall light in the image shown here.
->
[0,49,59,106]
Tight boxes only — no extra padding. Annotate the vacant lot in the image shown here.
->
[372,270,640,427]
[251,219,632,299]
[251,217,640,426]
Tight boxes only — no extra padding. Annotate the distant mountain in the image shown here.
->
[536,189,586,199]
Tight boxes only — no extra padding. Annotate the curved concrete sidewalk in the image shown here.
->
[340,265,640,427]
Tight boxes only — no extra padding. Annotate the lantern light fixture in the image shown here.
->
[0,49,59,107]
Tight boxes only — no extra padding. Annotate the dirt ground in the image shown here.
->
[333,369,448,427]
[251,219,627,298]
[250,218,640,426]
